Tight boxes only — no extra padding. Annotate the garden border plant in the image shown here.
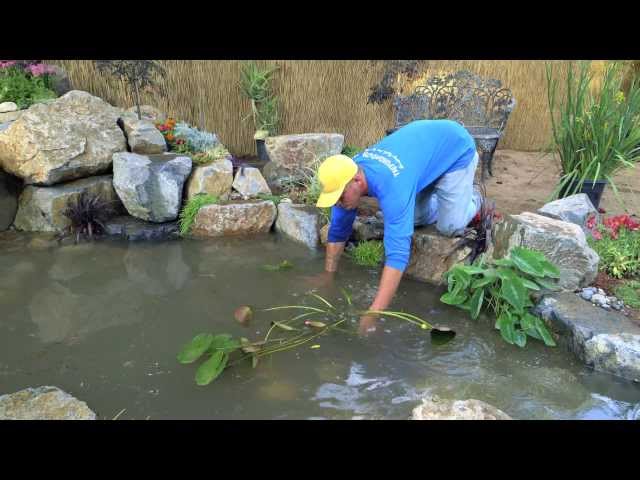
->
[0,60,59,109]
[546,60,640,208]
[441,247,560,348]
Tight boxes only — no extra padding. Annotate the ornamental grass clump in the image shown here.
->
[178,194,219,236]
[546,61,640,203]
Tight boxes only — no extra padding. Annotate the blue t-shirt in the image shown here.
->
[328,119,476,272]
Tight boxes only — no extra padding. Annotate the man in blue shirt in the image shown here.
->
[314,120,481,334]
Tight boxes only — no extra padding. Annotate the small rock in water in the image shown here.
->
[580,289,594,301]
[590,293,607,307]
[602,304,611,310]
[607,296,618,303]
[597,288,606,296]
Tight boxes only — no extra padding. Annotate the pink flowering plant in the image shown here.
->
[587,213,640,278]
[0,60,59,109]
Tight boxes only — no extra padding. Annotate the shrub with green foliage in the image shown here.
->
[178,194,219,236]
[349,240,384,267]
[588,226,640,279]
[0,66,57,109]
[614,280,640,309]
[441,248,560,348]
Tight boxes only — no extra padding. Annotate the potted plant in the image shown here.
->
[239,61,279,163]
[546,61,640,208]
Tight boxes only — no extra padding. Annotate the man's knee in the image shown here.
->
[436,222,464,237]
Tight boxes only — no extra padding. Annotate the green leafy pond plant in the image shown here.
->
[177,290,435,386]
[441,247,560,348]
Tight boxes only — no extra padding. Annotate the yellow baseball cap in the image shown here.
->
[315,154,358,208]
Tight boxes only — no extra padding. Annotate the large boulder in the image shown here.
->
[112,152,192,223]
[186,159,233,200]
[537,193,598,231]
[0,169,20,231]
[492,212,599,291]
[123,105,167,124]
[0,386,96,420]
[411,396,512,420]
[190,200,276,237]
[232,166,271,197]
[353,214,384,241]
[0,110,21,123]
[275,201,320,248]
[0,90,126,185]
[121,118,167,155]
[263,133,344,190]
[405,225,472,286]
[265,133,344,170]
[534,292,640,382]
[13,175,121,233]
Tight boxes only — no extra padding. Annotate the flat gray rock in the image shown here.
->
[0,386,96,420]
[104,215,179,241]
[534,292,640,382]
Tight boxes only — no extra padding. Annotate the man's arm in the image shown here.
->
[325,241,346,272]
[368,265,403,311]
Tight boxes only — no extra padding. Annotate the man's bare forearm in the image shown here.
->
[325,242,346,272]
[368,265,403,312]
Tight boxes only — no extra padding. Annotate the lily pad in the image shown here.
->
[430,325,456,346]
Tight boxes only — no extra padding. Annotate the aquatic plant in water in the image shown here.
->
[441,247,560,348]
[177,290,436,386]
[261,260,294,271]
[178,194,219,236]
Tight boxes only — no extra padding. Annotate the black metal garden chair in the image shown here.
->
[387,70,516,181]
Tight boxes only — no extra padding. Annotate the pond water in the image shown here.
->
[1,233,640,420]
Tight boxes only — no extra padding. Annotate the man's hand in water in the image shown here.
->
[301,271,335,290]
[358,314,378,336]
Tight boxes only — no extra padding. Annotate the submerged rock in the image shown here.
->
[0,90,126,185]
[0,386,96,420]
[104,215,179,241]
[492,212,599,291]
[411,395,512,420]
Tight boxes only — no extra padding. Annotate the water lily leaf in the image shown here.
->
[469,288,484,319]
[234,306,253,325]
[177,333,214,364]
[195,351,228,386]
[305,321,327,328]
[430,326,456,346]
[208,334,241,354]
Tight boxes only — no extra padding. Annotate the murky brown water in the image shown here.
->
[1,233,640,419]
